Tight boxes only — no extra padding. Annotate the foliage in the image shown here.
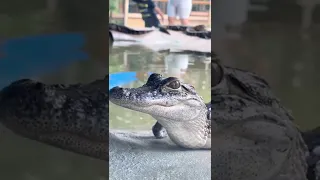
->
[109,0,120,13]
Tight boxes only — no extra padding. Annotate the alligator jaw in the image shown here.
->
[154,113,210,149]
[109,86,206,123]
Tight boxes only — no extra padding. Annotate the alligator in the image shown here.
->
[164,25,211,39]
[0,78,109,161]
[109,23,211,42]
[109,73,211,149]
[109,23,170,42]
[0,52,320,179]
[210,56,320,180]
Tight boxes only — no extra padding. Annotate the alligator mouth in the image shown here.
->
[109,86,205,109]
[109,86,154,107]
[1,118,108,161]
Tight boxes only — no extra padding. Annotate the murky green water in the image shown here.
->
[109,46,211,130]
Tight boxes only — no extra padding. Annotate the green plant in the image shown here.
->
[109,0,119,16]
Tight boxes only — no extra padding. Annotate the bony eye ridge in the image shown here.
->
[167,80,180,89]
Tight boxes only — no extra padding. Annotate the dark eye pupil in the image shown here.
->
[168,81,180,89]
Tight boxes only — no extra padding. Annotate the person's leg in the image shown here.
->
[144,18,153,27]
[151,14,161,27]
[144,15,160,28]
[177,0,192,25]
[167,0,177,25]
[143,15,158,28]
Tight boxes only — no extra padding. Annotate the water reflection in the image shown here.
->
[165,54,189,78]
[109,46,211,130]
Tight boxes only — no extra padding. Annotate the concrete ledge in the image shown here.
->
[109,130,211,180]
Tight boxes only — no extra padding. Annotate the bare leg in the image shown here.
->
[180,19,189,26]
[167,0,176,25]
[168,17,176,25]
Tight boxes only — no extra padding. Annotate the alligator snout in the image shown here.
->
[111,86,122,90]
[109,86,125,99]
[110,86,123,92]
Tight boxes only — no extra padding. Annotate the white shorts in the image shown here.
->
[167,0,192,19]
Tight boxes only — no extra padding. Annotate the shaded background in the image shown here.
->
[0,0,108,179]
[212,0,320,131]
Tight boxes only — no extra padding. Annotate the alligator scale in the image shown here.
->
[1,52,320,179]
[109,23,211,42]
[0,78,109,160]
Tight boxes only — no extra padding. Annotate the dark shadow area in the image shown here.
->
[0,0,108,179]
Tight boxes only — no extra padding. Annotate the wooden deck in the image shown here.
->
[110,0,211,28]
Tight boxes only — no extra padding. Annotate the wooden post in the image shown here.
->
[124,0,129,26]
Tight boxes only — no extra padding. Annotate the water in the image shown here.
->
[109,45,211,130]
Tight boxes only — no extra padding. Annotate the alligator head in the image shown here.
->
[109,73,210,149]
[0,78,109,161]
[193,25,206,31]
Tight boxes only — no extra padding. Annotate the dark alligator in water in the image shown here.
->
[164,25,211,39]
[0,52,320,179]
[109,23,170,42]
[109,23,211,41]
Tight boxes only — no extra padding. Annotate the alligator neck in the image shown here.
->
[153,106,210,149]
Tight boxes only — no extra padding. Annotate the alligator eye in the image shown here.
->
[167,80,180,89]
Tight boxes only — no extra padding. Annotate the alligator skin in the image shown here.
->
[210,56,310,180]
[109,23,211,40]
[164,25,211,39]
[0,78,109,161]
[109,23,154,35]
